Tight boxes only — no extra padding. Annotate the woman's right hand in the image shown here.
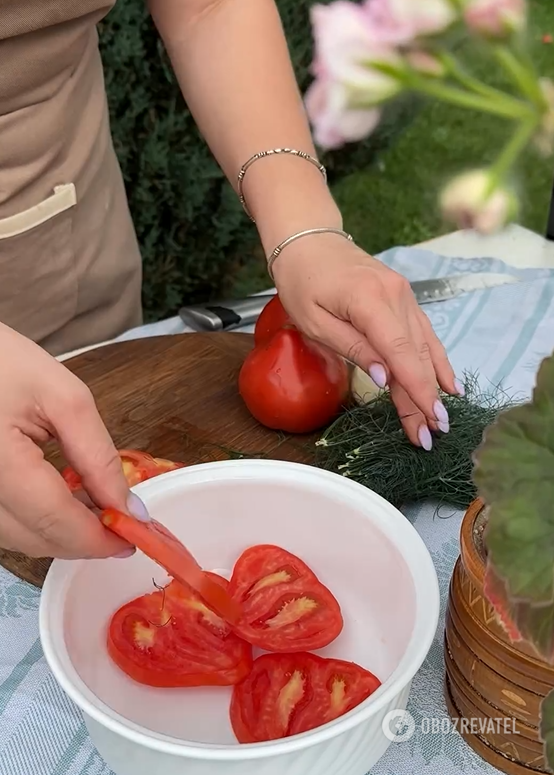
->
[0,323,141,559]
[272,235,462,449]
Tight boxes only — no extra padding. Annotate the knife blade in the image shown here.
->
[409,272,520,303]
[178,272,521,332]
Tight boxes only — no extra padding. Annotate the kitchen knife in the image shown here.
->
[178,272,521,333]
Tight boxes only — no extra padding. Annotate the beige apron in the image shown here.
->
[0,0,143,356]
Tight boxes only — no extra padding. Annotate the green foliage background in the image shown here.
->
[98,0,418,321]
[99,0,554,322]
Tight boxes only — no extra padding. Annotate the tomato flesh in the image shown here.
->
[61,466,83,492]
[228,545,343,652]
[230,652,381,742]
[62,449,186,492]
[108,574,252,687]
[239,328,349,434]
[254,295,290,347]
[101,508,241,625]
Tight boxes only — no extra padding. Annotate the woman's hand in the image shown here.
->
[271,232,463,450]
[0,323,141,559]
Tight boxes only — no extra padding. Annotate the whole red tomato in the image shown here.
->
[254,295,290,346]
[239,327,349,433]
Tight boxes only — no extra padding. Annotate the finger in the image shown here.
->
[350,303,445,425]
[405,310,450,434]
[0,506,132,560]
[0,432,132,559]
[306,307,391,390]
[0,508,59,557]
[418,310,464,396]
[389,381,432,449]
[42,377,130,512]
[407,307,445,402]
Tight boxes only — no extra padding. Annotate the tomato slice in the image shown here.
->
[108,573,252,687]
[120,450,186,477]
[100,508,241,625]
[118,450,159,485]
[230,652,381,742]
[253,295,290,346]
[62,449,186,492]
[152,456,186,473]
[61,466,84,493]
[228,545,343,651]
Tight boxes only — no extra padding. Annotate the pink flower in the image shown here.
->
[307,2,403,148]
[310,2,403,97]
[305,78,382,149]
[440,170,518,234]
[405,50,446,77]
[363,0,458,46]
[464,0,527,38]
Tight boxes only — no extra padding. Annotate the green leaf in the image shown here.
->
[484,562,554,663]
[540,691,554,773]
[473,352,554,603]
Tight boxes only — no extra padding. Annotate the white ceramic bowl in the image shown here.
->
[40,459,439,775]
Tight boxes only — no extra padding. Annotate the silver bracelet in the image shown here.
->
[267,227,354,280]
[237,148,327,222]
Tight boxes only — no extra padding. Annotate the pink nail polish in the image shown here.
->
[433,400,449,424]
[127,492,150,522]
[437,421,449,433]
[418,425,433,451]
[369,363,387,389]
[113,547,136,559]
[454,379,465,397]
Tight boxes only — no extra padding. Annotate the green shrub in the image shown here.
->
[98,0,418,321]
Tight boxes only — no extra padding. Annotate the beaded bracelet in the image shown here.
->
[237,148,327,222]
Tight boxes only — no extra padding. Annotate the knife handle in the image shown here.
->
[178,295,274,332]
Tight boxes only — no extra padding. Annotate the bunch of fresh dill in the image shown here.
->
[314,374,518,509]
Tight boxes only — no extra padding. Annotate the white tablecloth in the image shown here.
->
[2,245,554,775]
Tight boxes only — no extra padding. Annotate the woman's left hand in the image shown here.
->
[271,231,463,450]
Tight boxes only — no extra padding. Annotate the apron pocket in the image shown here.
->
[0,183,78,342]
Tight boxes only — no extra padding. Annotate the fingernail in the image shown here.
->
[454,379,465,397]
[113,547,136,559]
[127,492,151,522]
[369,363,387,389]
[437,421,450,433]
[418,424,433,451]
[433,400,449,424]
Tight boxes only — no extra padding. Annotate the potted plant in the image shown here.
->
[304,0,554,770]
[472,354,554,772]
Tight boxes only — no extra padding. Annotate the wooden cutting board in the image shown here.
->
[0,333,317,588]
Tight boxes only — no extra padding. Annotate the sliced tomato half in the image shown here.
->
[108,573,252,687]
[118,450,159,486]
[62,449,186,492]
[100,508,241,625]
[228,545,343,651]
[230,652,381,742]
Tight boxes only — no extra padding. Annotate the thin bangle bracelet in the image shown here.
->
[267,227,354,280]
[237,149,327,222]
